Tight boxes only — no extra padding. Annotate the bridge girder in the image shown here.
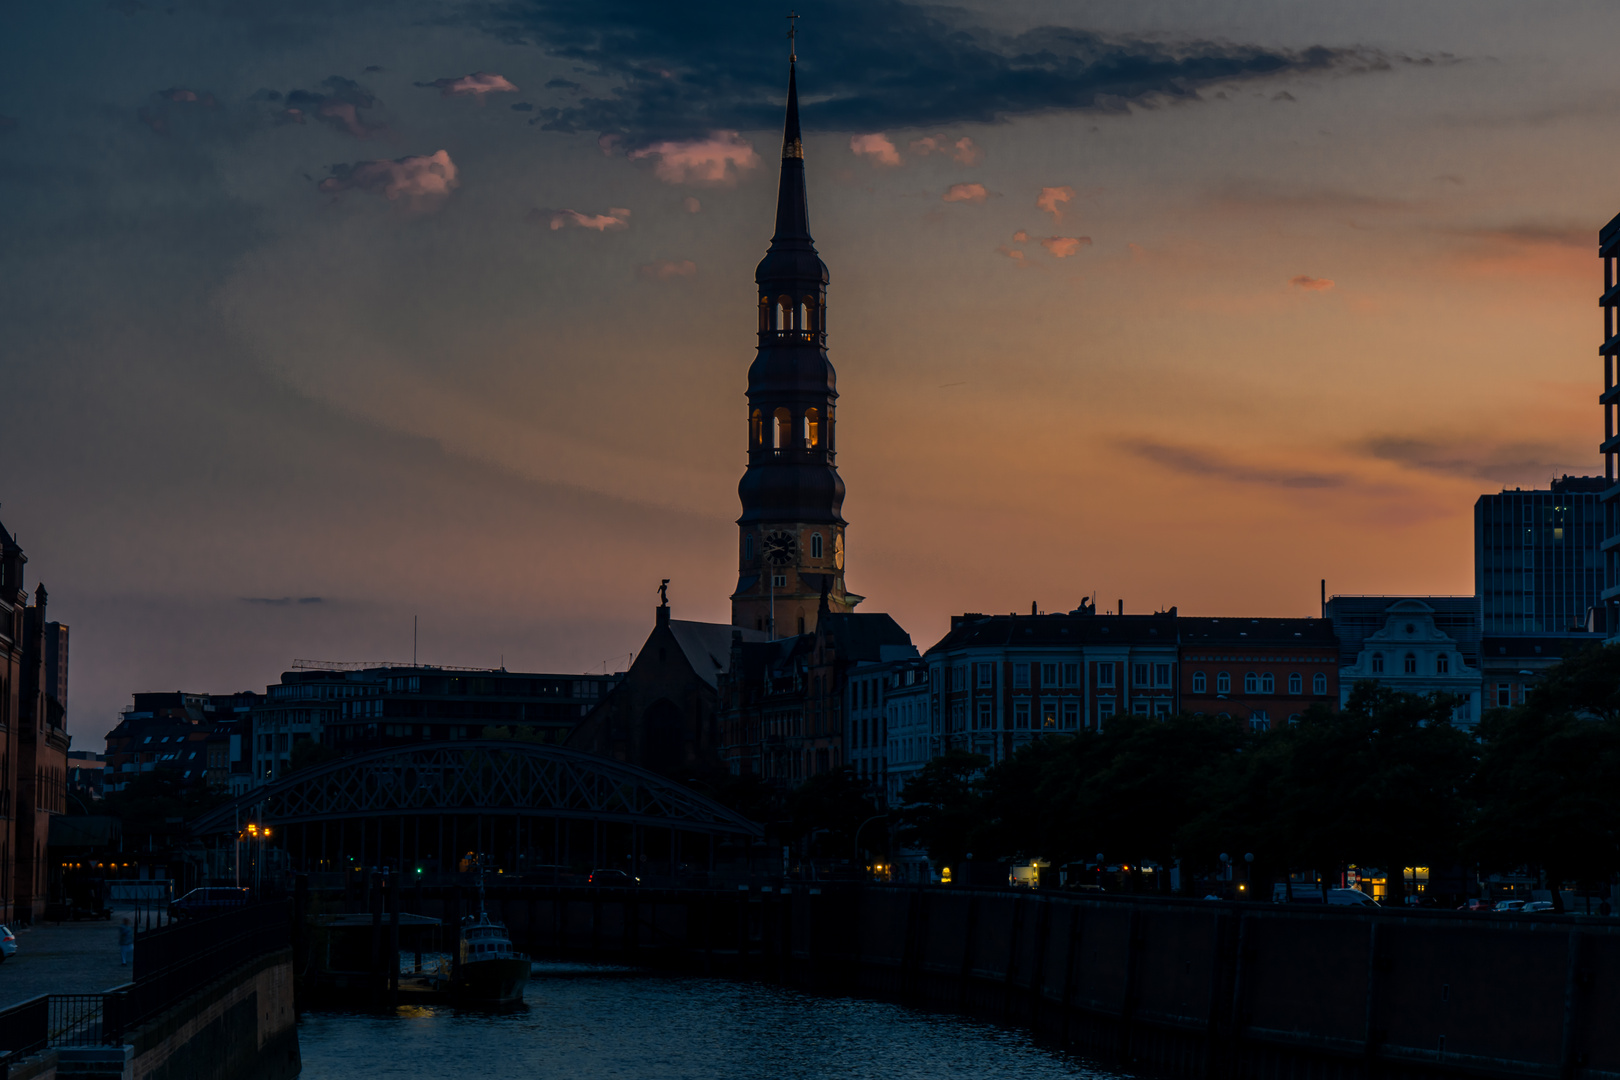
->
[190,740,763,838]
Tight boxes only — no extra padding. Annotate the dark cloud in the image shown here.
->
[0,116,16,132]
[318,150,459,207]
[510,101,534,111]
[413,72,519,98]
[545,77,583,91]
[364,65,384,73]
[242,597,325,605]
[281,76,384,139]
[1125,438,1348,489]
[135,86,218,135]
[474,0,1379,140]
[1357,436,1588,483]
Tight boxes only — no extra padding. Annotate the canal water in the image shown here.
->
[299,962,1126,1080]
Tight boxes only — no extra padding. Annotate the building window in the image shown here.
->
[743,534,754,559]
[1313,673,1327,695]
[1371,653,1384,674]
[1154,701,1171,718]
[952,666,967,691]
[771,574,786,589]
[1133,701,1150,715]
[1153,663,1172,687]
[1098,701,1115,722]
[1497,682,1510,707]
[1041,663,1058,686]
[976,701,993,729]
[1014,665,1030,688]
[1244,673,1258,694]
[1097,663,1114,687]
[1192,671,1207,693]
[1261,673,1275,694]
[1063,702,1079,729]
[1013,702,1030,729]
[1251,711,1270,733]
[950,700,965,731]
[1062,663,1078,686]
[1436,654,1449,674]
[975,663,994,688]
[1404,653,1417,675]
[1041,701,1059,729]
[1132,663,1149,686]
[810,532,823,558]
[1288,673,1302,695]
[1217,672,1231,694]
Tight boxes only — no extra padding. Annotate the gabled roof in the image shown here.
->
[667,620,769,688]
[819,612,914,662]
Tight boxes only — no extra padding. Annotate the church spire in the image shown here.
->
[771,61,811,248]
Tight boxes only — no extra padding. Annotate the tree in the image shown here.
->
[784,766,880,859]
[895,750,988,869]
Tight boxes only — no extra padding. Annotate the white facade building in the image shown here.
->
[1338,599,1483,726]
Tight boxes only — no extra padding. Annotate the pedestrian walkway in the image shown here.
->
[0,906,166,1009]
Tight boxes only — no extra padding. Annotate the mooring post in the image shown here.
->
[369,872,384,1010]
[292,873,309,1015]
[389,873,401,1009]
[448,885,463,987]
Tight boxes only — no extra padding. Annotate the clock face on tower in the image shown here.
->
[834,532,844,570]
[763,531,797,566]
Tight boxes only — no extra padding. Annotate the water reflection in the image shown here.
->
[300,964,1124,1080]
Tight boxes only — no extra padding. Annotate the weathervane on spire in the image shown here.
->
[787,10,799,63]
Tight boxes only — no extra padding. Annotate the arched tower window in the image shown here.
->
[750,409,764,447]
[744,534,755,561]
[778,296,793,332]
[804,407,820,448]
[773,407,791,450]
[758,297,769,333]
[799,298,811,335]
[811,533,823,558]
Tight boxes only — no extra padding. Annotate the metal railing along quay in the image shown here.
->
[0,901,290,1073]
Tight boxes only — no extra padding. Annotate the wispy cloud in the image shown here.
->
[638,259,697,279]
[910,134,981,164]
[543,207,631,231]
[242,596,324,605]
[481,4,1377,140]
[850,132,901,166]
[627,130,759,185]
[1356,435,1588,483]
[279,76,385,139]
[416,71,519,99]
[1037,185,1074,221]
[1041,236,1091,257]
[1290,274,1334,291]
[943,182,989,204]
[1125,438,1349,489]
[318,150,458,208]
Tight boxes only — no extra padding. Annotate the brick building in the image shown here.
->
[1177,617,1339,729]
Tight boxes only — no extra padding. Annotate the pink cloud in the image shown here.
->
[317,100,376,139]
[638,260,698,280]
[318,150,459,208]
[1041,236,1092,257]
[1012,230,1029,242]
[1290,275,1335,291]
[546,207,631,231]
[942,183,989,204]
[996,245,1028,264]
[628,131,759,186]
[598,133,622,156]
[418,72,518,99]
[849,133,901,166]
[683,196,701,213]
[910,135,982,165]
[1037,186,1074,221]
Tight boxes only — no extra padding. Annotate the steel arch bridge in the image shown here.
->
[190,740,763,839]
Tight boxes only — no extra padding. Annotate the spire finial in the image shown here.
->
[787,11,799,63]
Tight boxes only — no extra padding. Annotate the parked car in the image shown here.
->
[1521,901,1557,913]
[1457,898,1492,912]
[0,926,16,962]
[1493,900,1526,913]
[169,887,251,920]
[1325,888,1379,908]
[587,869,638,887]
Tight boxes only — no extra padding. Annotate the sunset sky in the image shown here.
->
[2,1,1613,737]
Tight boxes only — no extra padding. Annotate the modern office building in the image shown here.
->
[1476,476,1606,634]
[1597,211,1620,638]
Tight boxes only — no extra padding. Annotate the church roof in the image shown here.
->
[817,612,914,662]
[666,620,769,689]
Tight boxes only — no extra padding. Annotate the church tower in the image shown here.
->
[731,58,861,638]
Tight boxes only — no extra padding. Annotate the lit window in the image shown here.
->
[1288,673,1302,695]
[1313,673,1327,695]
[1042,701,1059,729]
[804,408,821,449]
[1244,673,1259,694]
[1261,673,1274,694]
[1192,671,1207,693]
[1404,653,1417,675]
[1371,653,1384,674]
[772,407,791,449]
[1216,672,1231,694]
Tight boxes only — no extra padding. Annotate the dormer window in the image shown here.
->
[1404,653,1417,674]
[1371,653,1384,673]
[1436,654,1450,674]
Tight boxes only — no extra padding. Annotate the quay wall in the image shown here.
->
[125,948,299,1080]
[401,883,1619,1080]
